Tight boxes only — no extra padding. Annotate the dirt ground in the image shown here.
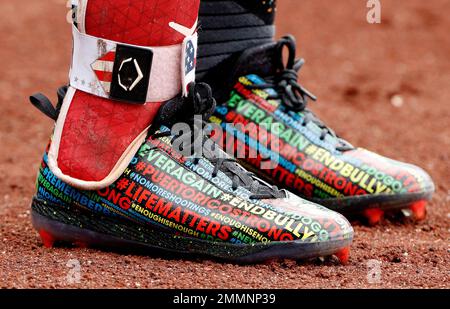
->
[0,0,448,289]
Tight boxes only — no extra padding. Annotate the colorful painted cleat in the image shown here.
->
[29,0,353,264]
[196,1,435,222]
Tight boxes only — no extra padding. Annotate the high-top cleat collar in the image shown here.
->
[199,40,282,103]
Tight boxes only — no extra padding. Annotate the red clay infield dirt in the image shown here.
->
[0,0,449,289]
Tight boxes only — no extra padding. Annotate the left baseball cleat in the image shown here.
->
[31,85,354,264]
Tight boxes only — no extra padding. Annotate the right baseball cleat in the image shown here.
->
[28,0,353,264]
[197,0,435,225]
[197,11,435,223]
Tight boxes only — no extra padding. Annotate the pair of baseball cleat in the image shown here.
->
[29,0,434,264]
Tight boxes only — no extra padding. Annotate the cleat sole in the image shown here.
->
[74,241,89,249]
[320,190,433,225]
[31,198,353,264]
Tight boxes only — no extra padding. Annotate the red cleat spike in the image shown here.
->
[364,208,384,226]
[410,200,427,221]
[39,230,56,248]
[335,247,350,265]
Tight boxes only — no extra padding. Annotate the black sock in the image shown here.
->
[197,0,277,79]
